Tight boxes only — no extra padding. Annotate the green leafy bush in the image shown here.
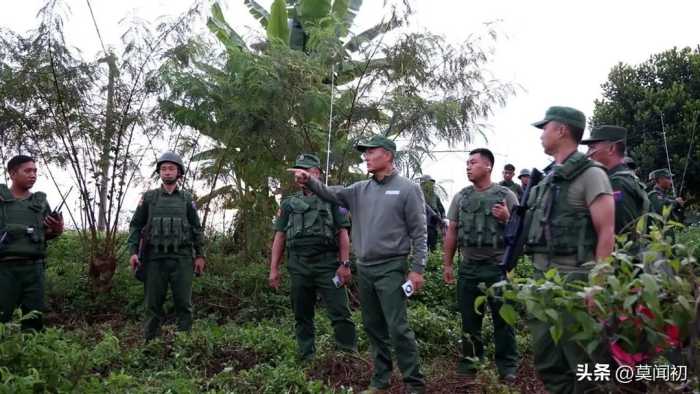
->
[409,304,461,358]
[488,216,699,390]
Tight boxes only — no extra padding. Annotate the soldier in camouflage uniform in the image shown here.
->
[419,175,445,252]
[268,153,357,360]
[443,148,519,382]
[648,169,685,222]
[517,168,531,191]
[128,152,205,340]
[525,107,615,394]
[499,164,523,199]
[0,155,64,331]
[582,125,649,234]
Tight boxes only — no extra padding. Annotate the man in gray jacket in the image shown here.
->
[289,134,427,394]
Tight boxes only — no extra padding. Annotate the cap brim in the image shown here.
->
[531,119,549,129]
[355,143,379,152]
[579,138,605,145]
[654,174,674,179]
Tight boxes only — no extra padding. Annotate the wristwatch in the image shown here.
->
[338,260,351,268]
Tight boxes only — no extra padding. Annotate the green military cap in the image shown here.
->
[518,168,531,179]
[650,168,673,179]
[532,106,586,130]
[355,134,397,154]
[419,174,435,183]
[292,153,321,169]
[580,125,627,145]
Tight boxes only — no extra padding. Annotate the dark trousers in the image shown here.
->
[287,252,357,359]
[144,255,193,340]
[357,258,425,391]
[427,226,439,252]
[457,261,518,376]
[0,260,45,331]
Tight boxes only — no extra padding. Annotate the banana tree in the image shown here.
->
[209,0,398,74]
[161,1,515,261]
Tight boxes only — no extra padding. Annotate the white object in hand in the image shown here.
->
[402,280,414,297]
[332,274,342,288]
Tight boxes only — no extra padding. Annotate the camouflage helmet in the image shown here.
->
[419,174,436,184]
[650,168,673,180]
[156,152,185,175]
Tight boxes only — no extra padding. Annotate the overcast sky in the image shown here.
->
[2,0,699,215]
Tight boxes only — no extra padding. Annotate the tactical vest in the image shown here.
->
[284,193,337,249]
[144,189,194,253]
[648,187,682,220]
[648,187,674,208]
[0,184,48,259]
[610,168,650,215]
[457,185,509,249]
[525,152,602,265]
[425,192,439,212]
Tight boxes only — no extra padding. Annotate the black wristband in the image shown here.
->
[338,260,351,268]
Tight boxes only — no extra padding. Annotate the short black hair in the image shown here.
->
[469,148,494,168]
[567,124,584,143]
[7,155,35,173]
[554,121,584,143]
[504,163,515,171]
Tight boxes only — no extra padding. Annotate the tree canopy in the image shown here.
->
[592,46,700,198]
[159,0,514,258]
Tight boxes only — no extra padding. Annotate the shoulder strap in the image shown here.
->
[494,184,510,196]
[181,190,194,203]
[144,189,160,226]
[554,151,601,181]
[31,191,47,205]
[460,186,474,202]
[609,169,637,181]
[0,184,12,202]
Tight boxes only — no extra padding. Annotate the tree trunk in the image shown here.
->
[96,54,118,231]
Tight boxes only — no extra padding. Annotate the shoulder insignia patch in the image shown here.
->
[613,190,623,202]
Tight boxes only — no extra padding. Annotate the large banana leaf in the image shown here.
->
[192,147,228,162]
[244,0,270,28]
[333,58,390,85]
[344,12,400,52]
[332,0,362,27]
[207,3,247,50]
[297,0,332,26]
[267,0,290,45]
[195,184,239,207]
